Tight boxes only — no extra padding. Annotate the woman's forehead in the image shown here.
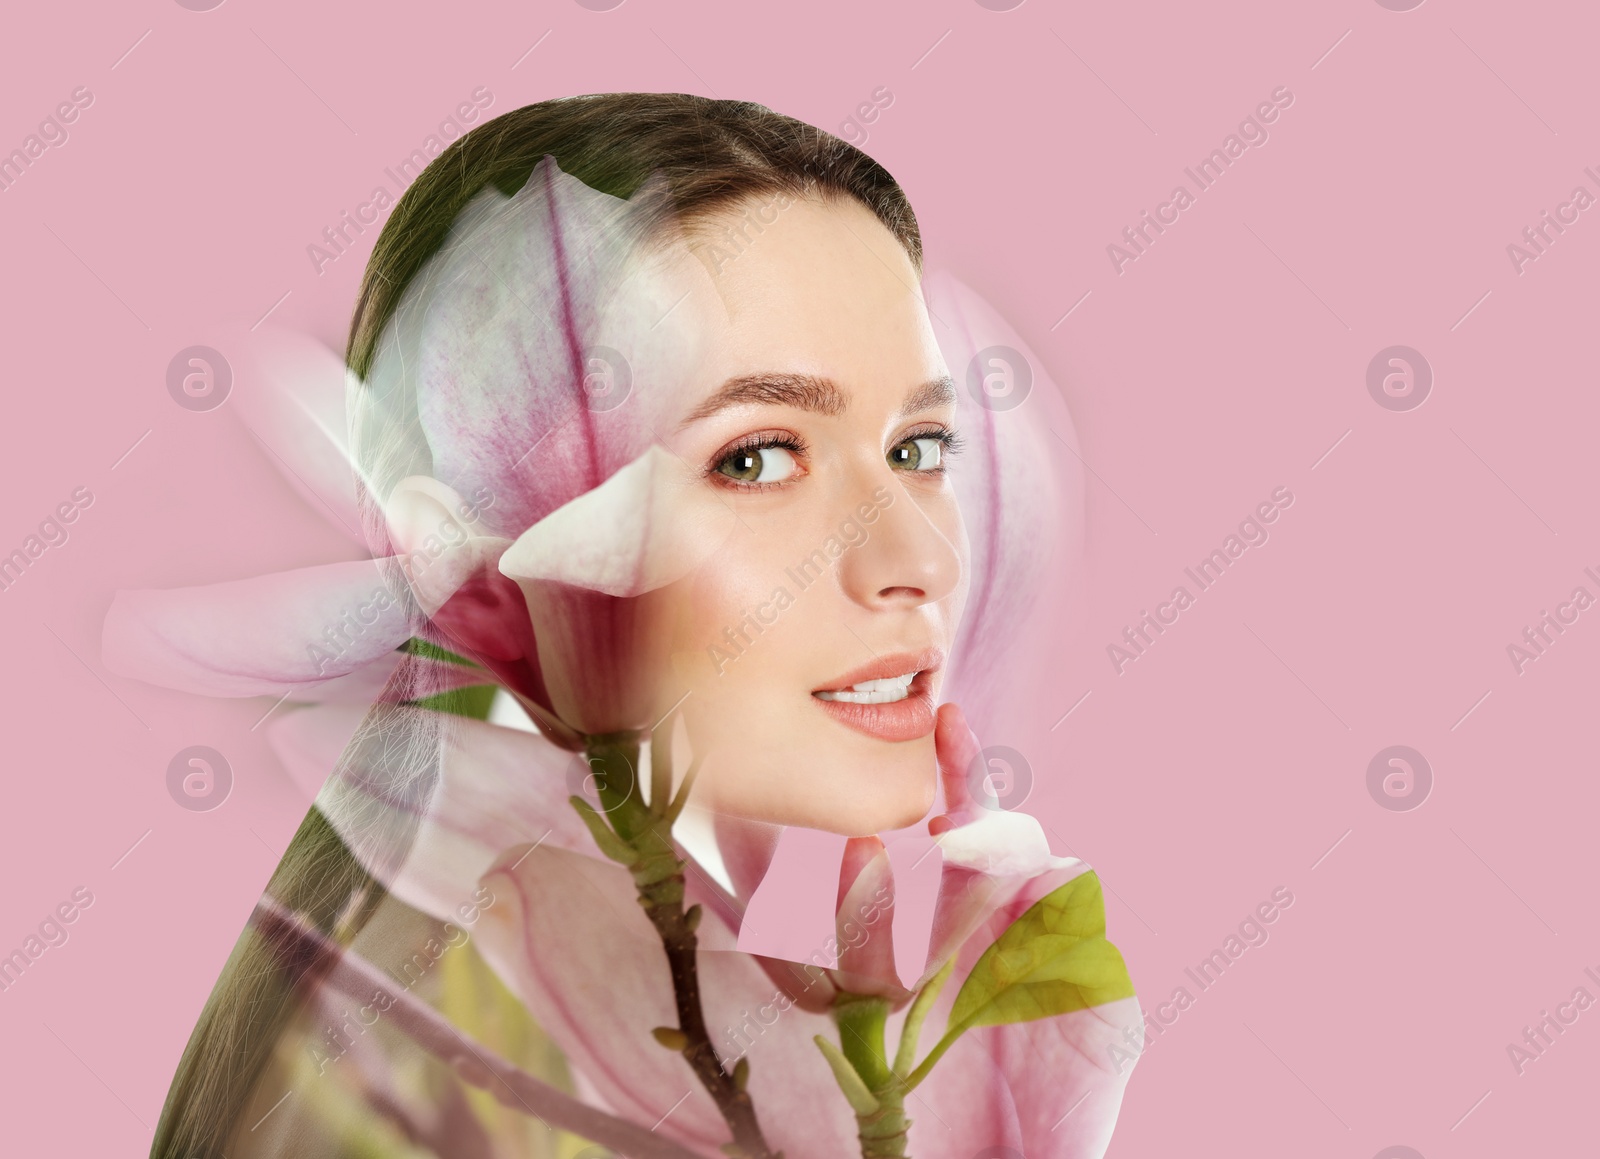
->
[602,197,946,417]
[694,195,921,324]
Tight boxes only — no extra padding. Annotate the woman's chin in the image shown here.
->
[699,735,937,836]
[840,786,936,838]
[824,732,939,835]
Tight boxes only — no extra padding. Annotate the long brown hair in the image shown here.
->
[151,93,922,1158]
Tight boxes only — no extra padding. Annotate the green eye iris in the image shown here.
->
[715,445,798,484]
[888,437,943,471]
[717,449,761,481]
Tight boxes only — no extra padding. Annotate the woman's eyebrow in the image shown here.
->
[897,375,956,416]
[680,372,955,427]
[681,373,846,425]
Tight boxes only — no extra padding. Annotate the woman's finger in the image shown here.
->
[930,701,981,834]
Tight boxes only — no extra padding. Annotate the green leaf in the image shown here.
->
[398,637,483,668]
[404,684,498,720]
[946,871,1135,1031]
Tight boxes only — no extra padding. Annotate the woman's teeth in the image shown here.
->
[815,672,916,704]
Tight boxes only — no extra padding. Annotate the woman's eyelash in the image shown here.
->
[705,432,807,476]
[734,433,807,456]
[704,426,962,480]
[898,425,964,460]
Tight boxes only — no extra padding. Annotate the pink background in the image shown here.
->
[2,0,1596,1154]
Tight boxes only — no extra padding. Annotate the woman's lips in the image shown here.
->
[811,649,941,742]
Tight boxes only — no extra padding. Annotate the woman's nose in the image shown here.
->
[835,477,962,610]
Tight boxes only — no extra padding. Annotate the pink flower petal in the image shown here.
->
[935,810,1080,878]
[422,555,563,721]
[951,866,1141,1157]
[102,558,414,697]
[285,650,408,706]
[507,578,669,736]
[921,269,1086,744]
[272,703,593,922]
[747,953,838,1015]
[228,326,365,546]
[981,997,1143,1159]
[361,156,706,543]
[909,1030,1025,1157]
[927,862,1142,1158]
[475,844,860,1158]
[834,836,904,1000]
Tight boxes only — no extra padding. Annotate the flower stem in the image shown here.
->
[584,737,778,1159]
[854,1087,911,1159]
[826,995,911,1159]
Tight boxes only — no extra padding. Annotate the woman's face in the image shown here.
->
[628,193,971,837]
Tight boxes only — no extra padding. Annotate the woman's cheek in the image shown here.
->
[925,490,971,626]
[667,542,785,682]
[928,488,969,558]
[691,557,746,639]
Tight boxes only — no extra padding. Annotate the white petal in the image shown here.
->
[935,808,1079,877]
[497,445,734,597]
[229,326,365,546]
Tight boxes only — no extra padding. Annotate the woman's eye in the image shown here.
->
[715,445,799,485]
[888,437,944,472]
